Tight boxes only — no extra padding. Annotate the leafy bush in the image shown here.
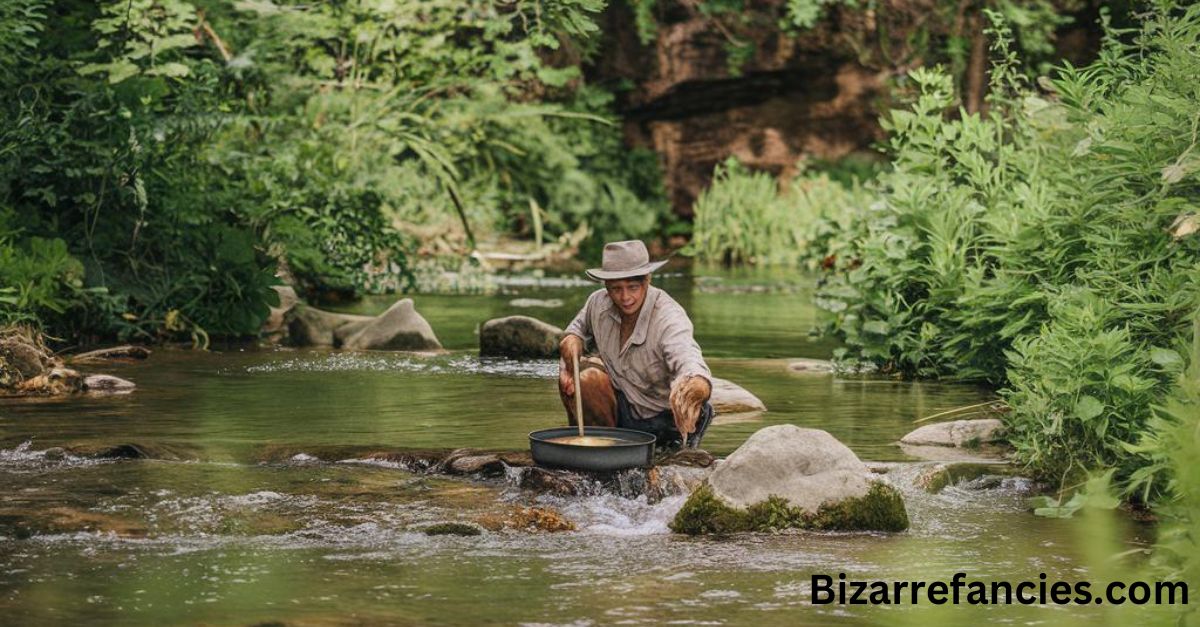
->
[1,0,667,340]
[835,4,1200,497]
[690,4,1200,502]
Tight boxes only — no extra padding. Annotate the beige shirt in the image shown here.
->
[564,286,712,419]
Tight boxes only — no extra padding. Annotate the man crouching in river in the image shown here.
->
[558,240,715,448]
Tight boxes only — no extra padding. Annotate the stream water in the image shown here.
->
[0,268,1154,625]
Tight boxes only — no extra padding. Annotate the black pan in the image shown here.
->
[528,426,656,471]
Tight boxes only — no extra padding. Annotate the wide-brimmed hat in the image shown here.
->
[585,240,668,281]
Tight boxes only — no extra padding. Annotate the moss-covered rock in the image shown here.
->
[422,522,483,536]
[670,482,909,535]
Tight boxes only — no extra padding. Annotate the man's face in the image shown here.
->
[605,277,649,317]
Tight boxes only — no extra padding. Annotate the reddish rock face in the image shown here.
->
[589,1,887,215]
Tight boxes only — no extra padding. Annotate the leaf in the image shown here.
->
[106,60,140,84]
[1074,395,1104,421]
[1149,347,1183,369]
[147,62,191,78]
[862,320,890,335]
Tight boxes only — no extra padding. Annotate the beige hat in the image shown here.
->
[585,240,668,281]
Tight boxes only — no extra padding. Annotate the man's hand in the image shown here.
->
[670,375,711,446]
[558,335,585,397]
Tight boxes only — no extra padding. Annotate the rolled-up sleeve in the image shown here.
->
[660,315,711,390]
[563,291,597,346]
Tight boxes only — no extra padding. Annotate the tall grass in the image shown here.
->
[686,158,874,268]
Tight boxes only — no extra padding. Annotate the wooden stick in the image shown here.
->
[574,354,584,438]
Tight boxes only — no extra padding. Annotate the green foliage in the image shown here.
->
[1004,291,1172,492]
[783,0,854,30]
[687,157,874,268]
[2,0,667,341]
[690,4,1200,504]
[1146,320,1200,612]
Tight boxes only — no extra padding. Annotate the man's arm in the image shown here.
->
[661,316,712,443]
[559,293,596,396]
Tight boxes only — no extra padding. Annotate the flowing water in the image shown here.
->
[0,269,1153,625]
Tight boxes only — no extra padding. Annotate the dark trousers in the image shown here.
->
[614,388,715,448]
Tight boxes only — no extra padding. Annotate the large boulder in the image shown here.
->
[671,425,908,534]
[900,419,1005,448]
[287,305,373,347]
[262,285,300,340]
[479,315,563,358]
[339,299,441,351]
[710,377,766,414]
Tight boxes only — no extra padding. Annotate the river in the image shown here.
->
[0,268,1154,625]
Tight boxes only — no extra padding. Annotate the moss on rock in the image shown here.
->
[422,522,483,536]
[670,482,909,535]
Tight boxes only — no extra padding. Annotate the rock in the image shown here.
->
[671,425,908,534]
[287,305,373,347]
[508,298,564,308]
[479,315,563,358]
[496,450,535,467]
[262,285,300,339]
[596,5,886,214]
[339,299,442,351]
[422,522,483,537]
[15,367,84,395]
[43,447,66,461]
[709,377,766,414]
[83,374,136,393]
[70,345,151,363]
[517,467,580,496]
[443,450,506,477]
[656,465,712,497]
[900,419,1005,448]
[64,442,199,461]
[898,443,1009,463]
[0,332,52,388]
[476,506,575,533]
[786,358,835,374]
[915,462,1011,493]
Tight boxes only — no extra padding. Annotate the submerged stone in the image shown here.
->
[670,425,908,535]
[476,506,575,533]
[786,358,836,374]
[422,522,483,536]
[65,441,200,461]
[83,374,136,393]
[915,462,1019,494]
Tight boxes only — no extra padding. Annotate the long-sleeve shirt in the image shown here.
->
[563,286,712,420]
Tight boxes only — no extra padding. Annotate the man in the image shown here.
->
[559,240,715,448]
